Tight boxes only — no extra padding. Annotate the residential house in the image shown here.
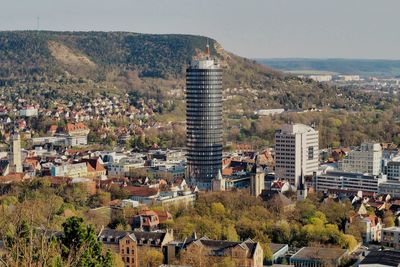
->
[346,204,382,243]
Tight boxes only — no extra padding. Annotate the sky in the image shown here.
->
[0,0,399,59]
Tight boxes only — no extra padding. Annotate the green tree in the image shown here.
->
[60,216,113,267]
[383,211,395,227]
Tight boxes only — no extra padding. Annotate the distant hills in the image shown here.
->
[256,58,400,77]
[0,31,356,112]
[0,31,280,84]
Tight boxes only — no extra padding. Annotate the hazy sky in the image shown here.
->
[1,0,399,59]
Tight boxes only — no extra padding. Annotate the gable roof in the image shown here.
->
[0,173,26,184]
[81,158,105,172]
[65,122,89,134]
[125,186,159,197]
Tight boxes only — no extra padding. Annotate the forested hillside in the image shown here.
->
[0,31,350,111]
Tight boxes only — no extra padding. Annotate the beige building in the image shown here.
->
[9,133,22,173]
[275,124,319,187]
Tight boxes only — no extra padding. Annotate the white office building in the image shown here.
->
[338,142,382,175]
[316,170,386,193]
[275,124,319,187]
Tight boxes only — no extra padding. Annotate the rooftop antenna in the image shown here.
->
[205,38,210,58]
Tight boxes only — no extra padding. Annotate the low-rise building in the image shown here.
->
[346,205,382,243]
[316,170,386,193]
[290,247,348,267]
[379,180,400,197]
[359,250,400,267]
[166,237,264,267]
[381,227,400,250]
[50,162,88,178]
[108,158,145,177]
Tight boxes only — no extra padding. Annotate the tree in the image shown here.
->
[222,224,239,241]
[59,216,113,267]
[140,248,163,267]
[346,220,366,243]
[88,190,111,208]
[340,234,358,252]
[383,211,395,227]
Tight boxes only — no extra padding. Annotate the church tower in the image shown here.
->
[250,157,265,197]
[211,170,225,192]
[297,169,307,201]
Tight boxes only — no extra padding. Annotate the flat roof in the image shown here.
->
[383,227,400,232]
[360,250,400,266]
[269,243,288,254]
[291,247,347,261]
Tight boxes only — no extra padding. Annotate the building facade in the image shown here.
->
[379,180,400,197]
[338,142,382,175]
[381,227,400,250]
[186,54,223,189]
[170,237,264,267]
[315,170,386,193]
[9,133,22,173]
[99,228,173,267]
[274,124,319,187]
[384,159,400,181]
[50,162,88,178]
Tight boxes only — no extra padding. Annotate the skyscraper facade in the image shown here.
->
[186,53,223,189]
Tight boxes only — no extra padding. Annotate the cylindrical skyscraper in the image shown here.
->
[186,52,222,190]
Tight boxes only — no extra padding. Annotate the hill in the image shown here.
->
[256,58,400,77]
[0,31,370,115]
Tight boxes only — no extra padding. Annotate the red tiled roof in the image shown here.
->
[125,186,158,197]
[65,122,89,133]
[155,210,173,223]
[222,168,233,176]
[0,173,25,184]
[24,157,40,168]
[81,158,105,172]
